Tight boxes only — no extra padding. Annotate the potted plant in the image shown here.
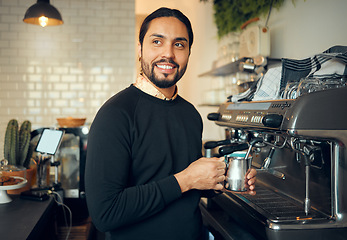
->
[2,119,36,194]
[200,0,285,38]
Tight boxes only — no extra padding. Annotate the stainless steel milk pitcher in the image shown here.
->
[224,152,251,191]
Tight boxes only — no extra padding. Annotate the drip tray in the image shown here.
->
[225,185,329,222]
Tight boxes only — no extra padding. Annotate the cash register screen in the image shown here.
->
[35,129,64,155]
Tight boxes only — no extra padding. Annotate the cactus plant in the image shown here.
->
[18,120,32,168]
[3,119,32,168]
[4,119,19,166]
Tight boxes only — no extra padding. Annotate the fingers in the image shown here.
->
[246,168,257,179]
[210,157,226,191]
[181,157,227,191]
[215,157,226,169]
[217,174,225,183]
[185,157,257,193]
[245,168,257,194]
[212,160,226,191]
[248,177,256,186]
[214,182,224,191]
[217,168,226,176]
[247,189,257,196]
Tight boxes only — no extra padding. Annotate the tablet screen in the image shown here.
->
[35,129,64,155]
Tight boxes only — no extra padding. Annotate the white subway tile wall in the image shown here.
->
[0,0,135,156]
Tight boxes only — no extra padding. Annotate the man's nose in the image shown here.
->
[162,44,174,59]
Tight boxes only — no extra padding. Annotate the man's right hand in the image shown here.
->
[174,157,226,193]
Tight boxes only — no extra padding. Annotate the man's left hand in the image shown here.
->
[245,168,257,195]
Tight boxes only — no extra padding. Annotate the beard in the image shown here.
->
[141,58,187,89]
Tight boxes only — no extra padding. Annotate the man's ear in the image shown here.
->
[138,42,142,60]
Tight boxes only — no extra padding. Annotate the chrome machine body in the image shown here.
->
[201,86,347,240]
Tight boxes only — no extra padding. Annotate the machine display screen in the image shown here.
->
[226,102,272,110]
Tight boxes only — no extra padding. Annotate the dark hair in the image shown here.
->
[139,7,194,50]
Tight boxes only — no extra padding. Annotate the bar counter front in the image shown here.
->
[0,195,56,240]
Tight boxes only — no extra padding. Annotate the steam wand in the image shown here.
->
[262,147,275,169]
[244,137,264,167]
[289,140,313,216]
[259,147,286,180]
[302,153,311,216]
[301,145,315,216]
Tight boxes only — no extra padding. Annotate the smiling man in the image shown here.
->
[85,7,256,240]
[139,16,189,92]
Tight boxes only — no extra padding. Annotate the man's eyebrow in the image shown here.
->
[150,33,165,38]
[150,34,188,42]
[175,37,188,42]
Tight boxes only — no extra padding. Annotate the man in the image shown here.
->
[85,7,256,240]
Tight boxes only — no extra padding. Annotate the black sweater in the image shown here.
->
[85,85,204,240]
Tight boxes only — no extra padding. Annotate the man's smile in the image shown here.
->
[156,64,174,70]
[154,61,178,75]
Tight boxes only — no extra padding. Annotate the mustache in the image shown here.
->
[154,59,179,68]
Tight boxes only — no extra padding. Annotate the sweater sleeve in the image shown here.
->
[85,103,182,232]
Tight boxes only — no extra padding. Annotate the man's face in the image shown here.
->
[139,17,190,89]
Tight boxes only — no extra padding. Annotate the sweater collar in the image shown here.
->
[134,74,178,101]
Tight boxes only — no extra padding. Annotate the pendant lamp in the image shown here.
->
[23,0,63,27]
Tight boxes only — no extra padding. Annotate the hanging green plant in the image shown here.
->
[201,0,285,38]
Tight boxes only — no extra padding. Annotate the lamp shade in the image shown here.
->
[23,0,63,27]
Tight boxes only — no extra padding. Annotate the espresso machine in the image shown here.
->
[201,86,347,240]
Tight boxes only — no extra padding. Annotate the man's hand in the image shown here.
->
[245,168,257,195]
[175,158,257,195]
[174,157,226,193]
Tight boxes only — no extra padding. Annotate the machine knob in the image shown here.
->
[207,113,220,121]
[262,114,283,128]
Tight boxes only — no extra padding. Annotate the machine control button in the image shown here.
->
[221,114,232,121]
[207,112,220,121]
[262,114,283,128]
[251,115,263,123]
[236,115,249,122]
